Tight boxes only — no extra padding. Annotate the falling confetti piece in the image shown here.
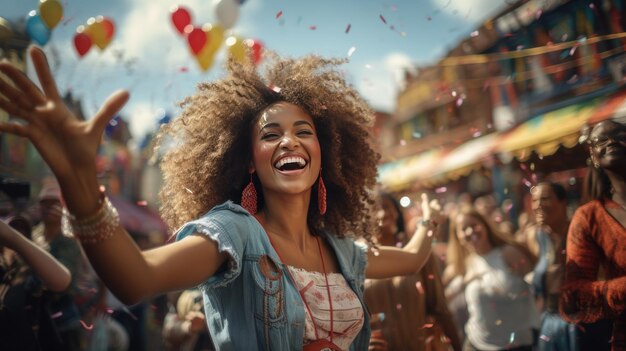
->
[470,30,479,37]
[51,311,63,319]
[345,24,351,33]
[276,10,283,19]
[495,319,502,325]
[179,67,189,72]
[509,332,516,343]
[435,186,447,193]
[271,86,282,93]
[427,230,433,237]
[427,16,432,21]
[379,312,385,321]
[185,187,194,194]
[379,15,387,24]
[536,9,543,19]
[309,25,317,30]
[422,323,434,328]
[427,274,434,280]
[347,46,356,57]
[80,320,94,330]
[396,304,402,310]
[415,281,424,294]
[137,200,147,206]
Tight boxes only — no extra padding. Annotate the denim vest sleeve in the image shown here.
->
[174,201,252,290]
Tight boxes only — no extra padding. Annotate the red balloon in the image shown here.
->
[171,6,192,35]
[187,27,207,55]
[99,17,115,40]
[73,32,92,57]
[248,39,264,66]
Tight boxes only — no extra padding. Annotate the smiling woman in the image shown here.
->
[0,47,439,350]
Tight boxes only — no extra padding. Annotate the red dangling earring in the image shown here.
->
[318,173,327,215]
[241,173,257,214]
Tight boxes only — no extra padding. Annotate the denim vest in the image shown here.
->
[175,201,371,350]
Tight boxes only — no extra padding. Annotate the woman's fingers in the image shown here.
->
[29,46,61,102]
[0,95,35,122]
[0,76,37,111]
[0,121,30,138]
[0,61,46,106]
[91,90,129,135]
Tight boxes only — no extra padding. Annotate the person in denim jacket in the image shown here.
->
[0,47,438,350]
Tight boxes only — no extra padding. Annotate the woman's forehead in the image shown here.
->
[258,102,310,123]
[591,121,624,136]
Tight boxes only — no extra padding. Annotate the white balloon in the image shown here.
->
[214,0,240,29]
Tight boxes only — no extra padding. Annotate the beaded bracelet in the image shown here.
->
[62,196,120,245]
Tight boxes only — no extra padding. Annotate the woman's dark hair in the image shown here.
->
[582,166,612,203]
[536,181,567,202]
[380,192,405,234]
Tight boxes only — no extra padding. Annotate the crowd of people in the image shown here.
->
[0,46,624,351]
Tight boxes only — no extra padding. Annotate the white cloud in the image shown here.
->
[430,0,510,23]
[125,101,163,138]
[353,52,414,113]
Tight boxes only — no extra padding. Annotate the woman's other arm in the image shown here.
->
[0,220,70,291]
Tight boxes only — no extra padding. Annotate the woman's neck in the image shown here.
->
[258,192,312,252]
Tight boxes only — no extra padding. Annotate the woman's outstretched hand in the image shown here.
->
[0,46,128,214]
[0,46,129,183]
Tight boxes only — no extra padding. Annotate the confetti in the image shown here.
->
[379,15,387,24]
[137,200,147,206]
[51,311,63,319]
[345,24,351,34]
[276,10,283,19]
[536,9,543,20]
[495,319,502,325]
[185,187,194,194]
[347,46,356,57]
[415,281,424,294]
[470,30,479,37]
[309,25,317,30]
[422,323,434,328]
[509,332,516,343]
[379,312,385,321]
[435,186,447,193]
[427,274,434,280]
[80,320,94,330]
[427,16,432,21]
[540,334,551,342]
[396,303,402,310]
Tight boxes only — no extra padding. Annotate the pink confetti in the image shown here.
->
[396,303,402,310]
[276,10,283,19]
[470,30,479,37]
[570,44,579,56]
[80,320,94,330]
[179,67,188,72]
[536,9,543,19]
[415,281,424,294]
[137,200,147,206]
[427,274,434,280]
[309,25,317,30]
[435,186,447,193]
[345,24,351,33]
[422,323,434,328]
[51,311,63,319]
[379,15,387,24]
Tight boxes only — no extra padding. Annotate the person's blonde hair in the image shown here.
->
[155,53,379,240]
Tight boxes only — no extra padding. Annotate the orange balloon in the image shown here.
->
[85,16,113,50]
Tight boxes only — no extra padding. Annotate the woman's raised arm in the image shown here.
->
[0,47,225,304]
[366,194,438,279]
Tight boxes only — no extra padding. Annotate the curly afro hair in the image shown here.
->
[155,53,380,240]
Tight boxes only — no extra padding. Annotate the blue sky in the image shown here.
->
[1,0,511,140]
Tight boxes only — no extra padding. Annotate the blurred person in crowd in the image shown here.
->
[445,206,539,351]
[365,192,462,351]
[0,47,440,350]
[527,182,578,351]
[0,214,71,350]
[163,289,214,351]
[560,120,626,351]
[31,178,89,350]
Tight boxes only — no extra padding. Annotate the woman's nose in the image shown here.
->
[280,133,299,148]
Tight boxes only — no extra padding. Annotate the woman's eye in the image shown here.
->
[297,130,314,136]
[261,133,279,140]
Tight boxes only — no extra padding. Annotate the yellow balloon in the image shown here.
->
[205,24,224,57]
[195,44,216,71]
[85,17,108,50]
[39,0,63,29]
[227,36,247,64]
